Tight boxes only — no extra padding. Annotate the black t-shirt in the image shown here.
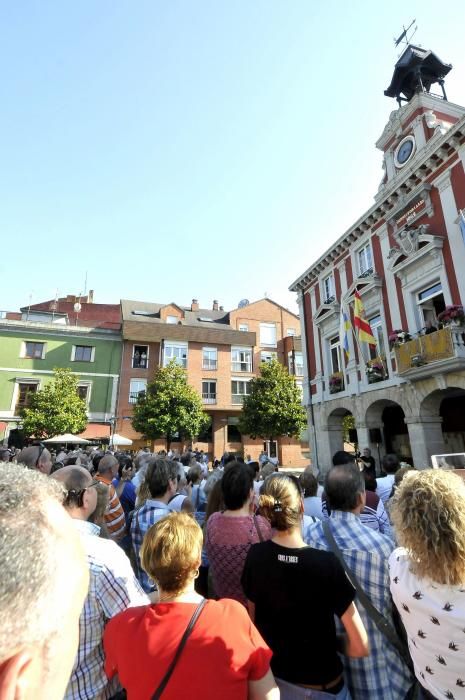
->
[241,540,355,685]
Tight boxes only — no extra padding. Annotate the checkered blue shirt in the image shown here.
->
[130,499,172,593]
[305,511,413,699]
[65,520,148,700]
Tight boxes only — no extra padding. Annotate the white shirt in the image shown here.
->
[389,547,465,700]
[376,474,395,504]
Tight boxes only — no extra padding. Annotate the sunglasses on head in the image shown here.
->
[32,442,45,468]
[64,479,100,507]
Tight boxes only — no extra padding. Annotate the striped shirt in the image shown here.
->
[65,519,148,700]
[95,474,126,541]
[130,499,172,593]
[305,511,413,699]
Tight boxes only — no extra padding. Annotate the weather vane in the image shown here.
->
[394,19,417,51]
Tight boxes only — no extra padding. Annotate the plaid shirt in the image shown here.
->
[305,511,413,699]
[65,520,148,700]
[130,499,172,593]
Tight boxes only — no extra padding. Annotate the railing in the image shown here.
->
[129,391,145,404]
[359,267,374,279]
[132,357,148,369]
[231,362,252,372]
[329,371,345,394]
[202,394,217,404]
[394,326,464,374]
[202,359,217,370]
[232,394,246,404]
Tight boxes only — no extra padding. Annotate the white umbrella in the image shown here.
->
[110,433,133,447]
[44,433,91,444]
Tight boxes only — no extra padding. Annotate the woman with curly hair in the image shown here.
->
[389,469,465,700]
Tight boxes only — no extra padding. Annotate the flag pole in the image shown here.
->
[349,302,369,369]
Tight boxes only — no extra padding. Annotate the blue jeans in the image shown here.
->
[276,677,352,700]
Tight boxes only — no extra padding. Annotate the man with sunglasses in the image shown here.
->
[17,442,53,474]
[53,465,148,700]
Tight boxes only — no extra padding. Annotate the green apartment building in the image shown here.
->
[0,319,122,444]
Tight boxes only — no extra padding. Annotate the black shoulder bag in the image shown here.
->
[151,598,207,700]
[322,521,413,671]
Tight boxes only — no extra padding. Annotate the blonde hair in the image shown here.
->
[259,473,302,531]
[140,512,202,595]
[390,469,465,586]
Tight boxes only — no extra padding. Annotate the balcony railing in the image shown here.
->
[132,357,148,369]
[232,394,247,404]
[231,362,252,372]
[202,393,217,404]
[394,326,465,375]
[129,391,146,404]
[202,359,217,370]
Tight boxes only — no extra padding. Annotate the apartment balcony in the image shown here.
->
[202,394,217,404]
[394,326,465,379]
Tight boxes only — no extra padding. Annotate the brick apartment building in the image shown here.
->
[116,297,308,465]
[290,45,465,472]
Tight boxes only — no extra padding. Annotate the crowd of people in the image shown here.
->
[1,441,465,700]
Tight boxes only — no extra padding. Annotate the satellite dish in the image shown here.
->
[238,299,250,308]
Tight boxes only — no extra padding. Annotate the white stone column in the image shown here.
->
[316,426,343,475]
[378,223,403,330]
[434,169,465,302]
[405,416,446,469]
[411,115,427,150]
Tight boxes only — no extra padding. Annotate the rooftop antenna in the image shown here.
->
[394,19,417,54]
[83,271,88,296]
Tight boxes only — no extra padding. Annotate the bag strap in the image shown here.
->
[322,520,412,669]
[151,598,207,700]
[253,514,264,542]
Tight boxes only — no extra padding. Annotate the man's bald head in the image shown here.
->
[325,463,365,513]
[52,465,93,492]
[0,461,88,699]
[17,445,52,475]
[98,454,118,476]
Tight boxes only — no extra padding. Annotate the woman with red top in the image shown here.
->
[205,461,271,605]
[104,512,277,700]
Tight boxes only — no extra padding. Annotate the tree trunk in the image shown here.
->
[166,434,171,452]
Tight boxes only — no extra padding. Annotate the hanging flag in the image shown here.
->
[339,304,350,361]
[459,209,465,246]
[353,290,377,347]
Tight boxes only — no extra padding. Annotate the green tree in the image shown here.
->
[239,359,306,445]
[21,367,88,439]
[342,414,356,443]
[132,359,210,450]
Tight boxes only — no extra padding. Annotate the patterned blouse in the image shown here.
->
[205,512,271,605]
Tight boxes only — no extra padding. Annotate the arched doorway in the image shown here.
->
[420,387,465,457]
[365,399,411,465]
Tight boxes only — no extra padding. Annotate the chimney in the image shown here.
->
[88,289,94,304]
[191,298,199,311]
[219,305,224,311]
[212,300,219,311]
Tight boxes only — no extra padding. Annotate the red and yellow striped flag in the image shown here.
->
[353,290,376,346]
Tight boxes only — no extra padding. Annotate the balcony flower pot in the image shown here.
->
[329,373,344,394]
[438,305,465,326]
[389,330,412,349]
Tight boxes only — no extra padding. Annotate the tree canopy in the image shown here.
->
[132,359,210,449]
[239,359,306,441]
[21,367,88,439]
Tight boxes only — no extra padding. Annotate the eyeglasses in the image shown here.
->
[64,480,99,507]
[34,442,45,469]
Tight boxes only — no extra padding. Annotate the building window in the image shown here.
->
[357,243,373,277]
[132,345,148,369]
[368,315,386,360]
[166,315,178,324]
[287,328,296,337]
[163,341,188,368]
[129,378,147,404]
[202,380,217,404]
[260,351,277,364]
[322,274,335,303]
[239,323,249,332]
[77,383,91,404]
[202,347,217,370]
[260,323,277,347]
[231,347,252,372]
[329,336,341,373]
[15,382,39,412]
[72,345,94,362]
[23,342,45,359]
[294,352,304,376]
[231,379,251,404]
[417,282,445,327]
[227,423,242,442]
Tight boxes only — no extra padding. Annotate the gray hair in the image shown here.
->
[0,462,76,662]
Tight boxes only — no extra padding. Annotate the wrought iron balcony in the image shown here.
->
[394,326,465,377]
[202,393,217,404]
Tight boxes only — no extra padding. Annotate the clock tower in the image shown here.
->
[376,45,465,190]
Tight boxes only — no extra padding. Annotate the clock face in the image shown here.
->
[395,136,415,168]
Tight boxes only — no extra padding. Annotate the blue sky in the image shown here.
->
[1,1,465,315]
